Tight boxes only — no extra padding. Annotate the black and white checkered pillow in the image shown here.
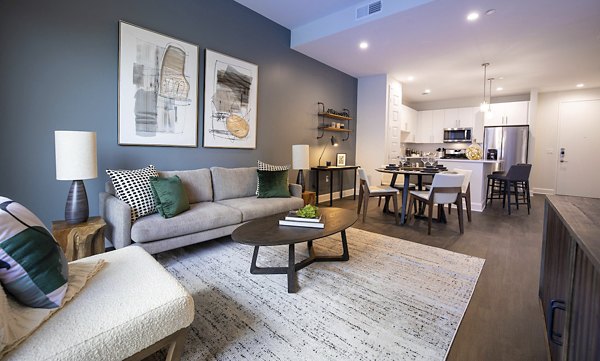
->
[256,160,290,195]
[106,165,159,222]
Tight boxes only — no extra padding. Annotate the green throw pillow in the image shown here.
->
[257,170,291,198]
[150,176,190,218]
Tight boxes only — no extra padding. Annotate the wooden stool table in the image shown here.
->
[51,216,106,261]
[302,191,316,206]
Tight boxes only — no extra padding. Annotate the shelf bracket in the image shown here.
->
[317,102,325,139]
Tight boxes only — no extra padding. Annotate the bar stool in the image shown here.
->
[486,172,505,206]
[487,164,532,215]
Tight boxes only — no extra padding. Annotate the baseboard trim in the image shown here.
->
[532,188,555,195]
[316,188,356,204]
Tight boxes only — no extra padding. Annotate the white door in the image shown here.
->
[387,86,402,163]
[556,99,600,198]
[458,107,477,128]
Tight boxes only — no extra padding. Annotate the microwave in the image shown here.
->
[443,128,472,143]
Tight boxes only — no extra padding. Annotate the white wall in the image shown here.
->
[407,94,530,111]
[531,87,600,194]
[356,75,389,186]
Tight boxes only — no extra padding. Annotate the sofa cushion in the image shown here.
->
[150,176,190,219]
[217,196,304,222]
[106,165,159,222]
[257,170,291,198]
[211,167,258,201]
[159,168,213,203]
[131,202,242,243]
[2,247,194,361]
[256,160,290,195]
[0,198,68,309]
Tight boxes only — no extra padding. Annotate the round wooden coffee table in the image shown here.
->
[231,207,358,293]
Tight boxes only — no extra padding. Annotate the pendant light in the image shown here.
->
[485,77,495,119]
[479,63,490,112]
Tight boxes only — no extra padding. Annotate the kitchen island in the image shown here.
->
[437,159,502,211]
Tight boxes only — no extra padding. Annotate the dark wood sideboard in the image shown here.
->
[539,195,600,360]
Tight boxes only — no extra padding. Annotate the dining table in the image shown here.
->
[375,167,438,225]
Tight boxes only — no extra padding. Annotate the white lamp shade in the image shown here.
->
[292,144,310,170]
[55,131,98,180]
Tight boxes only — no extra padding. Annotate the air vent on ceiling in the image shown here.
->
[356,1,382,20]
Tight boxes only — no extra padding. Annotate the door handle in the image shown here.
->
[559,147,566,163]
[548,299,566,346]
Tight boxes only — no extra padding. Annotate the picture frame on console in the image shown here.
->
[118,21,199,147]
[203,49,258,149]
[336,153,347,166]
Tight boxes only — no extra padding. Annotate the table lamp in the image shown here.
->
[318,136,339,167]
[55,131,98,224]
[292,144,309,192]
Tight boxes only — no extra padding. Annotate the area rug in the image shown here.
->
[153,228,485,361]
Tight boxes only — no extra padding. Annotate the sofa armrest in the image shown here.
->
[289,183,302,198]
[99,192,132,249]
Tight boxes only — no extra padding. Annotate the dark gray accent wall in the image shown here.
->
[0,0,357,226]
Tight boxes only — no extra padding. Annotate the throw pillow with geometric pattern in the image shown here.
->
[106,165,159,222]
[256,160,290,195]
[0,197,68,308]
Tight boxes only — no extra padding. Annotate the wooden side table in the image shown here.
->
[52,216,106,261]
[302,191,316,206]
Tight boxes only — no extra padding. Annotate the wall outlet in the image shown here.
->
[325,175,329,183]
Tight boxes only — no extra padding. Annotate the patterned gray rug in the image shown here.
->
[154,228,485,361]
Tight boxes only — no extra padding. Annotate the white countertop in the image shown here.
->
[438,159,502,164]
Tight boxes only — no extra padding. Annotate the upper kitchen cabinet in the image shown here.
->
[400,105,418,142]
[444,107,478,128]
[432,110,444,143]
[485,101,529,126]
[416,110,433,143]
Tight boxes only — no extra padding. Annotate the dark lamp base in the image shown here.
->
[65,180,89,224]
[296,170,305,192]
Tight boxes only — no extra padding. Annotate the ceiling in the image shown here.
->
[234,0,600,103]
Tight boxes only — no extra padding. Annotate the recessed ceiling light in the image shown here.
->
[485,9,496,16]
[466,12,479,21]
[407,76,415,81]
[576,83,585,88]
[498,76,504,80]
[359,41,369,49]
[496,87,503,91]
[422,89,431,95]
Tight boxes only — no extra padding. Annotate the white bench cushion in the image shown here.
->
[4,247,194,361]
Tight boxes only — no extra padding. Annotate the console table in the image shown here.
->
[311,166,359,206]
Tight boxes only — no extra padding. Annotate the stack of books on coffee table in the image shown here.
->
[278,211,324,229]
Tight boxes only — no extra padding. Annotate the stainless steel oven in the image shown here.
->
[443,128,472,143]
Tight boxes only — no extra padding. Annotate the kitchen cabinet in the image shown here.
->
[416,110,433,143]
[400,105,417,143]
[443,108,459,129]
[458,107,478,128]
[539,196,600,361]
[485,101,529,126]
[432,110,444,143]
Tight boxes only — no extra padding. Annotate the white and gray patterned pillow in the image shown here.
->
[106,165,159,222]
[256,160,290,195]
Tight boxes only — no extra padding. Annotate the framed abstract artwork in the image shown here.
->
[336,153,347,166]
[118,21,199,147]
[203,49,258,149]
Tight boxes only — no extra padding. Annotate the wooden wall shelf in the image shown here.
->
[317,102,352,141]
[318,127,352,133]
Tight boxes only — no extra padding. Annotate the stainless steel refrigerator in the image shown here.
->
[483,125,529,172]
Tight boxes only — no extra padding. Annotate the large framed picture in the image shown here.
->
[118,21,199,147]
[203,49,258,149]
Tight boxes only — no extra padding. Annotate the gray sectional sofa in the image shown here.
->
[99,166,304,254]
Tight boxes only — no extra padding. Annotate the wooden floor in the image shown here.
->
[329,194,549,361]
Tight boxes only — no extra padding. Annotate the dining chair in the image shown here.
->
[378,173,415,207]
[357,168,399,225]
[407,173,465,235]
[448,168,472,222]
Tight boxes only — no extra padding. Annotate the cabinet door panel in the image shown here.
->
[417,111,433,143]
[458,107,477,128]
[504,101,529,125]
[444,108,458,129]
[567,245,600,361]
[432,110,444,143]
[485,104,505,126]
